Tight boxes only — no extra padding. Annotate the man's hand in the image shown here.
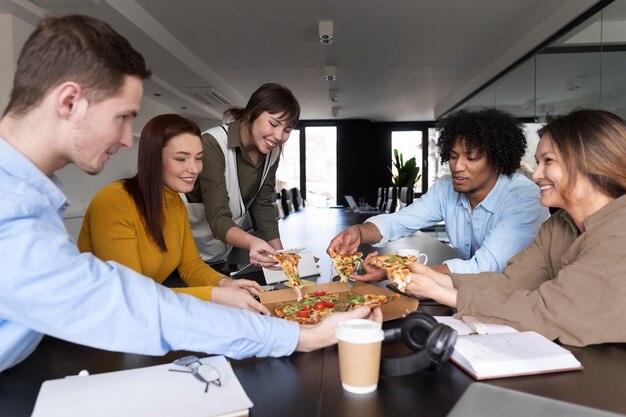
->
[328,225,361,254]
[211,286,271,315]
[295,306,383,352]
[350,251,386,282]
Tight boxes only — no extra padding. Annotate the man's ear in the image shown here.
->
[55,82,86,119]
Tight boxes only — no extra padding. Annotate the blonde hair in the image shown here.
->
[538,110,626,206]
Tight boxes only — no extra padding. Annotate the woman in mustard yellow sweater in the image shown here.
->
[78,114,269,314]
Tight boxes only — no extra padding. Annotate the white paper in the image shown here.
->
[435,316,517,336]
[31,356,252,417]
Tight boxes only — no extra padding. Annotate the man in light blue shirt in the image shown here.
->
[0,15,377,373]
[329,108,549,280]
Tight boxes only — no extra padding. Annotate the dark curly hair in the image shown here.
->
[437,108,526,175]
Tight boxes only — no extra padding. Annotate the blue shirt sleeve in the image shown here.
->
[0,164,299,371]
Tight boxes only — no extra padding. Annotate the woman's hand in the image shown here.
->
[350,251,386,282]
[295,306,383,352]
[248,237,280,269]
[405,262,457,307]
[219,277,264,296]
[211,286,271,315]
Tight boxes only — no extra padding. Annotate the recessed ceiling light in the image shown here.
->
[319,21,333,45]
[325,66,336,81]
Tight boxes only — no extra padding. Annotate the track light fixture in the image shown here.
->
[325,66,336,81]
[319,20,333,45]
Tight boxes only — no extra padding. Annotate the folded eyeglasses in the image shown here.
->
[169,355,222,393]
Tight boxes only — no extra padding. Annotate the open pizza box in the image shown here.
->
[259,281,418,322]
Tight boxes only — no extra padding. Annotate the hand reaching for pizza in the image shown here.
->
[327,225,362,254]
[248,237,280,269]
[211,286,271,315]
[349,251,387,282]
[295,306,383,352]
[405,263,457,307]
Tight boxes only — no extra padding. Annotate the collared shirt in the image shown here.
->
[186,120,280,242]
[0,137,298,372]
[366,174,549,273]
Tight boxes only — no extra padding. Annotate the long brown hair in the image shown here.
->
[538,109,626,206]
[124,114,201,251]
[223,83,300,134]
[4,15,150,118]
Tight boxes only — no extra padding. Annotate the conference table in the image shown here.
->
[2,207,626,417]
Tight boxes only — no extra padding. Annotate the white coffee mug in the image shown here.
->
[396,248,428,265]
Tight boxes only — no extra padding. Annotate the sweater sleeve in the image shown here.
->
[78,184,144,274]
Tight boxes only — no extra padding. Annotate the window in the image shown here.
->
[275,129,300,192]
[391,130,424,194]
[305,126,337,207]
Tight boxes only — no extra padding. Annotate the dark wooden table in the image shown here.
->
[3,208,626,417]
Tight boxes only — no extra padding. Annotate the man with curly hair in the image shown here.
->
[329,108,549,277]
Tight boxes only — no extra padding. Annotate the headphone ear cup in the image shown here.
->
[400,312,438,352]
[424,324,458,369]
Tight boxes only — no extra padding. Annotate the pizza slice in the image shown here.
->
[368,254,418,293]
[346,293,400,310]
[274,291,339,324]
[327,248,363,283]
[270,252,303,301]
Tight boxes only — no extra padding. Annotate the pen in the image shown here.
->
[462,315,488,335]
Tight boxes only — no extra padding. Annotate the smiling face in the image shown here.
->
[249,111,293,154]
[161,132,203,193]
[71,75,143,175]
[449,138,499,205]
[532,133,567,209]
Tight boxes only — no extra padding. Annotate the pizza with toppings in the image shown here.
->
[368,254,418,293]
[274,290,339,324]
[270,252,303,300]
[346,292,400,309]
[327,248,363,283]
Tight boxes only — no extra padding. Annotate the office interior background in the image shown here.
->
[0,0,622,237]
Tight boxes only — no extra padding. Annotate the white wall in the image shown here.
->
[1,13,219,239]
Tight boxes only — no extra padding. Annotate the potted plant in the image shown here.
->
[390,149,421,189]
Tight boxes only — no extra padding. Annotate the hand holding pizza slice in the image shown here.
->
[367,254,418,293]
[327,248,363,283]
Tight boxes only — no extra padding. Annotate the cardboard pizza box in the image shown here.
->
[259,281,418,322]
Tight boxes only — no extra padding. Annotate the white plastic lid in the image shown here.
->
[336,319,384,344]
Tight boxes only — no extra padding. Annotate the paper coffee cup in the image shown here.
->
[336,319,384,394]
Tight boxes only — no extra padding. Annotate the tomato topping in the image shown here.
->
[301,304,311,311]
[323,300,334,308]
[296,310,311,318]
[314,290,326,297]
[313,301,327,310]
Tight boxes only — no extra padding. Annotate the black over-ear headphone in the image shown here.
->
[380,312,457,377]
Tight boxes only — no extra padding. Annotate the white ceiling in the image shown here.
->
[1,0,600,123]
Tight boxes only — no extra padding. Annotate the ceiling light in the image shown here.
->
[329,90,338,103]
[319,20,333,45]
[325,66,336,81]
[331,107,339,117]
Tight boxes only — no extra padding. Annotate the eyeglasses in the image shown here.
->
[169,355,221,393]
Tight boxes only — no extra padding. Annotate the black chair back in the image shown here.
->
[385,186,398,213]
[280,188,294,216]
[399,187,414,210]
[291,187,304,211]
[376,187,387,212]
